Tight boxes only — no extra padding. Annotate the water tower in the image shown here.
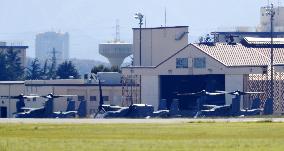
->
[99,21,132,67]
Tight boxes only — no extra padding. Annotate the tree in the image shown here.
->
[91,65,121,74]
[42,59,49,80]
[4,48,24,80]
[0,52,7,80]
[26,58,43,80]
[56,61,80,79]
[91,65,110,74]
[110,65,121,73]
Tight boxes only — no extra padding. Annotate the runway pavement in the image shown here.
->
[0,118,284,124]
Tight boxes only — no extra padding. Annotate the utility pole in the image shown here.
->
[134,12,144,104]
[49,48,58,79]
[266,3,275,110]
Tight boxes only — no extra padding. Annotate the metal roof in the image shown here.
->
[193,43,279,67]
[244,37,284,45]
[132,26,188,30]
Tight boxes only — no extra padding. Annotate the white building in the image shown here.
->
[0,74,123,118]
[122,26,284,114]
[133,26,188,66]
[35,32,69,61]
[257,6,284,32]
[212,6,284,43]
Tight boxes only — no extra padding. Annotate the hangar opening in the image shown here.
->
[0,107,7,118]
[160,75,225,110]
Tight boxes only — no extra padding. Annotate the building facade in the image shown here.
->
[122,26,284,114]
[0,78,123,118]
[132,26,188,66]
[0,42,28,67]
[35,32,69,62]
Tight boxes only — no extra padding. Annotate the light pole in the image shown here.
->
[266,4,275,105]
[134,12,143,103]
[134,12,143,66]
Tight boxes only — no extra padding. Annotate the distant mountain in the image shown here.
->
[26,57,110,76]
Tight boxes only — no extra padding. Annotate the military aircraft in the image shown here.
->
[177,90,225,114]
[216,90,264,116]
[0,94,40,113]
[198,90,264,117]
[176,90,265,117]
[15,93,78,118]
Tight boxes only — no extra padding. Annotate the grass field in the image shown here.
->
[0,121,284,151]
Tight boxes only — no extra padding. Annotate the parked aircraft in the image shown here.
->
[0,94,39,113]
[15,93,78,118]
[176,90,264,117]
[198,90,264,117]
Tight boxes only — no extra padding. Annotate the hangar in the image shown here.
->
[122,26,284,114]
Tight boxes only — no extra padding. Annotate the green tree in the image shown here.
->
[56,61,80,79]
[5,48,24,80]
[110,65,121,73]
[0,52,7,80]
[42,59,49,80]
[91,65,121,74]
[26,58,43,80]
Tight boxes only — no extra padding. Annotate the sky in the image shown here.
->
[0,0,282,62]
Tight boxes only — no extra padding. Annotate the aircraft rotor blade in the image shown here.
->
[177,92,197,96]
[53,95,77,98]
[243,92,264,94]
[41,94,77,99]
[0,96,12,99]
[206,92,225,96]
[23,95,40,99]
[215,91,228,94]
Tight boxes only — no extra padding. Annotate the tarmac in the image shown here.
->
[0,118,284,124]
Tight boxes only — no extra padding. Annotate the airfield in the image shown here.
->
[1,117,284,124]
[1,118,284,151]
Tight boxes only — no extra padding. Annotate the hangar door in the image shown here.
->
[0,107,7,118]
[160,75,225,110]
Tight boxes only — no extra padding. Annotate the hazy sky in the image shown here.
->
[0,0,281,62]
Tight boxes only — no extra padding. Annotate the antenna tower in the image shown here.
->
[165,8,167,27]
[115,19,120,42]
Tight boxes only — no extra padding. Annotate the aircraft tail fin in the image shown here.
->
[77,101,87,117]
[66,100,76,112]
[263,98,273,115]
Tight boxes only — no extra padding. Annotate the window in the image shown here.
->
[103,96,109,102]
[90,96,96,101]
[176,58,188,68]
[78,96,85,101]
[194,57,206,68]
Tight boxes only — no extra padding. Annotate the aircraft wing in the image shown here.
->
[203,105,218,108]
[0,96,11,99]
[206,92,225,96]
[54,111,77,114]
[0,96,19,99]
[24,95,40,99]
[244,92,264,94]
[215,91,228,94]
[21,107,43,111]
[176,92,196,96]
[53,95,77,98]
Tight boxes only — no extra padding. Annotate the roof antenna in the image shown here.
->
[164,7,167,27]
[144,16,147,28]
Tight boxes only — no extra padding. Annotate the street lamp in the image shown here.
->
[134,12,143,66]
[134,12,143,104]
[266,4,275,106]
